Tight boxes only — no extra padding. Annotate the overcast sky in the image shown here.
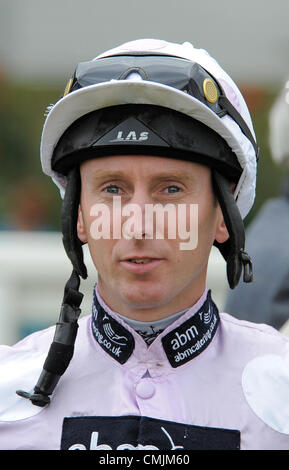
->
[0,0,288,86]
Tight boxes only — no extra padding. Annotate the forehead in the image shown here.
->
[80,154,210,180]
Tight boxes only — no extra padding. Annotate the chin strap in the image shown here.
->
[16,167,87,407]
[16,270,83,407]
[212,170,253,289]
[61,166,87,279]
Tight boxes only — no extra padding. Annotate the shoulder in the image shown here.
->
[0,315,90,422]
[220,311,289,350]
[220,312,289,436]
[0,327,53,422]
[0,314,90,356]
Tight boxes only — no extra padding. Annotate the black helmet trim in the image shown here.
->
[52,104,242,182]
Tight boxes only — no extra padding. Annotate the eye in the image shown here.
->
[104,184,122,194]
[164,185,182,194]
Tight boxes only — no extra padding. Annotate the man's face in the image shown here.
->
[77,155,228,320]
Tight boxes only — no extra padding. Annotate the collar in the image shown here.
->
[90,287,220,370]
[116,307,189,345]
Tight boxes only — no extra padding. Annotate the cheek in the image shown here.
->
[79,199,113,266]
[86,238,116,276]
[177,210,217,267]
[81,197,115,241]
[178,200,217,246]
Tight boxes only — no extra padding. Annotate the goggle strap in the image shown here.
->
[219,95,259,160]
[212,170,253,289]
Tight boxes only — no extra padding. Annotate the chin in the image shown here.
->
[119,280,170,310]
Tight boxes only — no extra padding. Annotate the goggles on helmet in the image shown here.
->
[65,54,258,159]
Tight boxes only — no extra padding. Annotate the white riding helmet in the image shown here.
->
[41,38,258,219]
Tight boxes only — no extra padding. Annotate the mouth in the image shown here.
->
[127,258,153,264]
[119,256,165,273]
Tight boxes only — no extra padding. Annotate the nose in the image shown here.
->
[122,186,153,240]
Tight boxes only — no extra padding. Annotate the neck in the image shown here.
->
[95,284,208,323]
[96,276,207,322]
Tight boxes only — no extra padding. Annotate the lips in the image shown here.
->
[119,256,164,273]
[127,258,152,264]
[121,254,161,262]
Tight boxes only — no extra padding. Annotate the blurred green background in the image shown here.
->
[0,80,61,231]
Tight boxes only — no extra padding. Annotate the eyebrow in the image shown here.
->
[90,170,130,180]
[89,169,194,183]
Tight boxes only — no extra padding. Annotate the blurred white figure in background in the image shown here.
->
[225,77,289,333]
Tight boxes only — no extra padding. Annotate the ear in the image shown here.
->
[214,180,236,244]
[214,206,230,244]
[77,205,88,243]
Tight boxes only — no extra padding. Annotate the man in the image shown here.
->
[225,78,289,331]
[0,39,289,450]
